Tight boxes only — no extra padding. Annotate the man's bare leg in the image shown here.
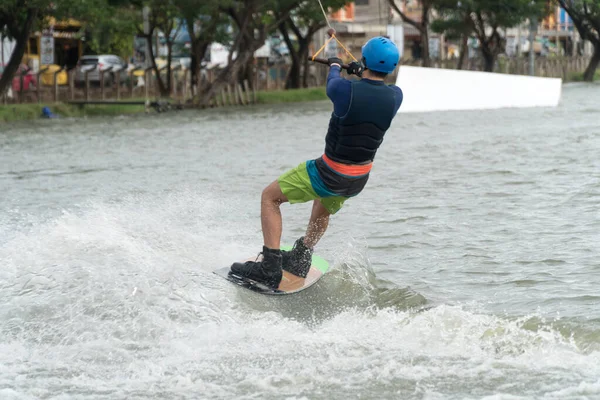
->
[261,181,289,249]
[304,200,331,248]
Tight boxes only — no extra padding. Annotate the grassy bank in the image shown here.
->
[0,102,147,124]
[567,70,600,82]
[0,88,328,124]
[255,87,327,104]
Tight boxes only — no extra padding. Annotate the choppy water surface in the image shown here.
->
[1,83,600,399]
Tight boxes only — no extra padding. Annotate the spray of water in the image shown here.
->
[1,190,598,399]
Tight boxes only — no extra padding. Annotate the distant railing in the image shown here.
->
[0,64,195,105]
[0,64,294,106]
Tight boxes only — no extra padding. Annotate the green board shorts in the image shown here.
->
[277,161,348,215]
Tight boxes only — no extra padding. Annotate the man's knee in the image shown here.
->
[262,181,287,205]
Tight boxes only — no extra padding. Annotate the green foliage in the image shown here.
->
[432,0,547,36]
[568,69,600,81]
[175,0,230,44]
[431,13,470,39]
[37,0,140,57]
[432,0,548,70]
[472,0,546,27]
[0,0,48,38]
[256,86,327,104]
[279,0,350,52]
[84,7,140,57]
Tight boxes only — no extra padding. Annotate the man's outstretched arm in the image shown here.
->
[326,58,351,116]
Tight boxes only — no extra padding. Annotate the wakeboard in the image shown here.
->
[213,245,329,295]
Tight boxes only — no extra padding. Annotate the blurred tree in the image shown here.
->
[134,0,181,96]
[156,2,181,96]
[174,0,229,96]
[82,7,139,59]
[558,0,600,81]
[387,0,436,67]
[195,0,299,104]
[277,0,351,89]
[60,0,140,57]
[0,1,40,96]
[431,1,473,69]
[0,0,118,96]
[431,0,547,72]
[470,0,547,72]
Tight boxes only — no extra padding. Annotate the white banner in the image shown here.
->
[40,28,55,65]
[1,35,16,66]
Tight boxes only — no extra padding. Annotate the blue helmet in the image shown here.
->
[361,36,400,74]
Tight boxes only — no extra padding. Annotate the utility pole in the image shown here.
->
[528,17,537,76]
[517,25,522,57]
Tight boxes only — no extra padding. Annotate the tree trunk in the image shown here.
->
[186,17,199,97]
[286,61,301,89]
[236,34,256,88]
[190,38,211,96]
[201,49,256,105]
[300,42,311,87]
[200,1,295,105]
[419,3,431,67]
[421,28,430,67]
[146,34,168,96]
[280,17,321,89]
[279,21,301,89]
[288,38,311,88]
[0,8,38,97]
[583,43,600,81]
[301,49,310,87]
[199,26,267,106]
[481,49,495,72]
[387,0,431,67]
[165,41,173,97]
[456,33,468,70]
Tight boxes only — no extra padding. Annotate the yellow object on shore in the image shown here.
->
[40,65,68,86]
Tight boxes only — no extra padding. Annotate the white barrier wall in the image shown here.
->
[395,66,562,113]
[1,35,16,65]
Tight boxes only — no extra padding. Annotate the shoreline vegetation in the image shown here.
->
[1,71,598,125]
[0,87,329,124]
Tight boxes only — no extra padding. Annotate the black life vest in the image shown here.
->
[324,79,398,164]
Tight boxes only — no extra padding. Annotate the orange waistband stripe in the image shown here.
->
[321,154,372,176]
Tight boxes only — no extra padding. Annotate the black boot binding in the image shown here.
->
[281,237,314,278]
[230,246,283,289]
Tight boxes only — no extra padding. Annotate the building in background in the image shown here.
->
[316,0,405,63]
[321,0,589,65]
[25,18,84,72]
[315,0,438,63]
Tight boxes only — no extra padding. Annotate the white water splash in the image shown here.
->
[0,191,598,399]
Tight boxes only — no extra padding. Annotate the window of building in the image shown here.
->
[355,0,369,5]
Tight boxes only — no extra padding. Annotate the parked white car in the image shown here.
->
[74,55,128,86]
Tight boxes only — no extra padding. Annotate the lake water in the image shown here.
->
[1,82,600,399]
